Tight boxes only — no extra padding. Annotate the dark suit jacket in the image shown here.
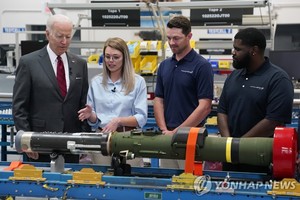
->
[13,46,90,133]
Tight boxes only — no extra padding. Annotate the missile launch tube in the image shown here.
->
[15,128,273,166]
[15,127,297,179]
[109,128,274,166]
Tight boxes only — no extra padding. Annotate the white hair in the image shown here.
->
[46,14,73,32]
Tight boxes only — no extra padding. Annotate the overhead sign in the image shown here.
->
[190,8,253,26]
[3,27,25,33]
[91,1,140,27]
[207,29,232,34]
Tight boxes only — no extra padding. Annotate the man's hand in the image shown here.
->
[26,152,39,160]
[162,127,178,135]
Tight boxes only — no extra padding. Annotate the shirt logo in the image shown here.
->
[181,70,193,74]
[250,86,264,90]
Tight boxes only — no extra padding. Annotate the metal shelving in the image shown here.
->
[47,0,268,12]
[46,0,273,51]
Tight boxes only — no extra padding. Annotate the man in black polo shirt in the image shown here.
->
[217,28,294,172]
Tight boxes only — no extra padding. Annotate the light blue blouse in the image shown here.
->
[87,73,148,129]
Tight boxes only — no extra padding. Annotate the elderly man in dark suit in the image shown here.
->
[13,14,90,163]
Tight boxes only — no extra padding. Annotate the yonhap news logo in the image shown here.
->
[193,175,212,196]
[193,175,297,196]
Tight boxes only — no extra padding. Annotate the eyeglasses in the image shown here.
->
[104,55,122,62]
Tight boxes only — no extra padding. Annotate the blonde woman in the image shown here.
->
[78,37,147,166]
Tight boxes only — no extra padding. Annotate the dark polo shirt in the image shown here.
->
[155,49,214,128]
[218,57,294,137]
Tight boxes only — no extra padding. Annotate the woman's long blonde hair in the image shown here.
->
[102,37,135,95]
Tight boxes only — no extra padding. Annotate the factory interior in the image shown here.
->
[1,0,300,199]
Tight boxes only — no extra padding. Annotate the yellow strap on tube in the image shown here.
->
[226,137,233,163]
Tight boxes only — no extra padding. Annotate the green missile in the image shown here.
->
[110,127,273,166]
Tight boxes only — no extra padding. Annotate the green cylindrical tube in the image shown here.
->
[110,129,273,166]
[199,137,273,166]
[110,131,175,158]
